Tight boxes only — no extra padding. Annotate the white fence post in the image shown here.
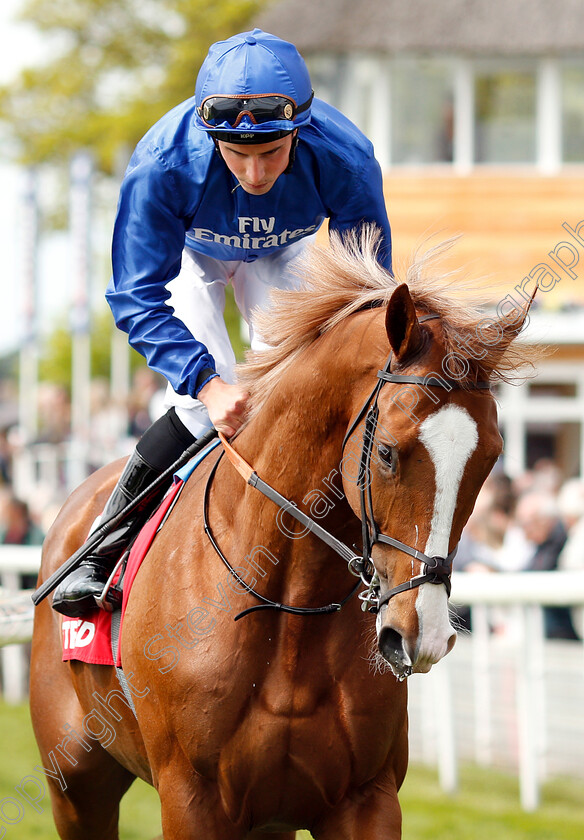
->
[436,571,584,810]
[433,653,458,794]
[471,603,493,766]
[0,570,28,703]
[0,546,41,704]
[515,604,545,811]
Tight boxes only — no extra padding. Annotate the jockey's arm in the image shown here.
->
[197,377,250,438]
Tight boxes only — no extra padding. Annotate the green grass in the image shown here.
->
[399,763,584,840]
[0,700,161,839]
[1,701,583,839]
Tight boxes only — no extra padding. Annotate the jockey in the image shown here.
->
[52,28,392,617]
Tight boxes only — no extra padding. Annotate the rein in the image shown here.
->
[204,313,491,620]
[203,446,363,621]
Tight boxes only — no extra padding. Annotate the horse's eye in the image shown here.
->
[377,443,393,468]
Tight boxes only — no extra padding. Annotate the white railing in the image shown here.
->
[1,547,583,811]
[0,546,41,703]
[408,571,584,812]
[451,569,584,606]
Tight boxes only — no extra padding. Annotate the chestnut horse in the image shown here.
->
[31,231,529,839]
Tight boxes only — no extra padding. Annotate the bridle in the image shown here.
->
[204,313,490,620]
[343,314,490,612]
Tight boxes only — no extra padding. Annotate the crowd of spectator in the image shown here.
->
[455,458,583,640]
[0,367,166,550]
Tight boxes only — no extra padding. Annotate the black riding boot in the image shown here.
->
[52,407,197,618]
[51,449,164,617]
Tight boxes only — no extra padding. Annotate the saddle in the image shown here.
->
[61,437,221,669]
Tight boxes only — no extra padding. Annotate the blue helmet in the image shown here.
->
[195,29,313,144]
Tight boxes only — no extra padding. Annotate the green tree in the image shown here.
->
[2,0,253,399]
[0,0,265,172]
[38,308,144,390]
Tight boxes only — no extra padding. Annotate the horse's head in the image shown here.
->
[240,229,532,680]
[341,282,525,679]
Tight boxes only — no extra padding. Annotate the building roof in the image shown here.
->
[257,0,584,55]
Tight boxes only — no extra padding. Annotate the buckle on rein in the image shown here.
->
[348,553,454,614]
[348,555,380,613]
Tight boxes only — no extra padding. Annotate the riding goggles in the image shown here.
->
[198,92,313,128]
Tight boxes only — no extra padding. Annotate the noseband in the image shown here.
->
[342,313,490,613]
[205,313,490,619]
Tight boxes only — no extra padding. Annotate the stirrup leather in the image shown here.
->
[94,553,127,612]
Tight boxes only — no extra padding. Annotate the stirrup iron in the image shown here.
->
[94,553,127,612]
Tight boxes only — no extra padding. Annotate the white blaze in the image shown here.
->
[415,405,479,663]
[419,404,479,558]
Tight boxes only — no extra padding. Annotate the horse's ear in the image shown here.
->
[385,284,423,361]
[495,286,536,354]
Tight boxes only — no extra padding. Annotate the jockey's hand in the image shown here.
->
[197,376,250,438]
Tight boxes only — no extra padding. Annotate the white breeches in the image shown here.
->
[164,238,313,437]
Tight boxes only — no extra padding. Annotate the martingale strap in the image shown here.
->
[203,440,362,621]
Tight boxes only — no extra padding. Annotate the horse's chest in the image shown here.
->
[201,666,393,775]
[206,677,400,828]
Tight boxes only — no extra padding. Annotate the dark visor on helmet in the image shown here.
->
[198,92,313,128]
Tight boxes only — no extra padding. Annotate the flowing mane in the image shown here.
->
[238,226,534,412]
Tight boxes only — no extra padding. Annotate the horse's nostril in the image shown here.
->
[378,626,412,680]
[378,626,403,660]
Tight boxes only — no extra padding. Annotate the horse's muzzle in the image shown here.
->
[377,625,413,681]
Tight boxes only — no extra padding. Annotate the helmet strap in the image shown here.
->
[284,130,299,174]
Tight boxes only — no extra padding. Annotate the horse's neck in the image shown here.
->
[216,323,376,585]
[237,324,365,500]
[238,389,347,511]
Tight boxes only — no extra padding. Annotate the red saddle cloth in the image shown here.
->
[61,480,183,666]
